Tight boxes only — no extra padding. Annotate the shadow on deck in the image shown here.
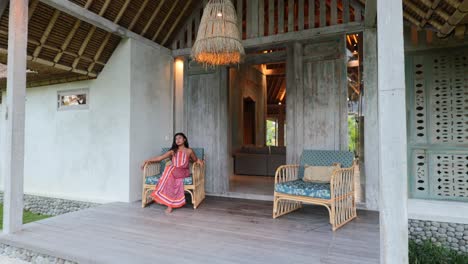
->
[0,197,379,264]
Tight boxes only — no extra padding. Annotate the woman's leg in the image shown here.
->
[165,206,173,213]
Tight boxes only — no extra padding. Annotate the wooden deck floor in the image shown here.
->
[0,197,379,264]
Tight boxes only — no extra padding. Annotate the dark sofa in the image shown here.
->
[233,146,286,176]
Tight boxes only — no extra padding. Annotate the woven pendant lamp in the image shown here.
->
[192,0,245,66]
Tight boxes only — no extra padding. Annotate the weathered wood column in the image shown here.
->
[3,0,29,234]
[363,28,379,211]
[377,0,409,263]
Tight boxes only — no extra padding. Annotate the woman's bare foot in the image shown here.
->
[165,206,173,214]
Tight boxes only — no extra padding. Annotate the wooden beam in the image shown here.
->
[128,0,149,31]
[320,0,326,27]
[243,21,364,48]
[266,75,276,99]
[309,0,315,29]
[259,0,264,37]
[72,0,110,70]
[278,0,284,33]
[331,0,337,25]
[243,50,287,65]
[32,10,60,58]
[353,2,362,22]
[288,0,294,32]
[152,0,179,42]
[0,30,105,66]
[53,0,93,65]
[272,77,284,102]
[263,67,286,75]
[88,0,130,73]
[3,0,28,234]
[237,0,243,38]
[172,22,364,56]
[298,0,304,31]
[141,0,164,36]
[268,0,274,35]
[377,0,409,262]
[309,0,315,28]
[39,0,170,53]
[162,0,192,46]
[275,79,286,102]
[365,0,377,27]
[28,0,39,20]
[343,0,350,23]
[247,0,259,38]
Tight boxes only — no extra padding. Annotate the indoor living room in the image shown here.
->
[229,61,286,200]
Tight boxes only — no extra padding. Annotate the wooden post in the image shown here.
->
[3,0,28,234]
[288,0,294,32]
[377,0,409,263]
[363,29,379,211]
[278,0,284,33]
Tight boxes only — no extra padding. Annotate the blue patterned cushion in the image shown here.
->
[145,174,193,185]
[298,150,354,178]
[275,180,331,199]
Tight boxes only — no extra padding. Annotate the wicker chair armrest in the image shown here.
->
[143,158,168,179]
[330,167,355,200]
[275,165,300,184]
[191,161,205,185]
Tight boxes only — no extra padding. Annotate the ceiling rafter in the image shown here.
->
[53,0,94,67]
[128,0,149,31]
[141,0,165,36]
[71,0,111,74]
[32,10,60,59]
[152,0,180,42]
[162,0,193,46]
[87,0,131,73]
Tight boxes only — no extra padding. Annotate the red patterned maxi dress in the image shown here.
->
[150,150,190,208]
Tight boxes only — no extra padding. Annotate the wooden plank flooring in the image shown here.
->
[0,197,379,264]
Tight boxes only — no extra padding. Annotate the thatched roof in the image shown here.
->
[1,0,467,90]
[402,0,468,38]
[0,0,198,89]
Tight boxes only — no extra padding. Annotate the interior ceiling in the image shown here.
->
[266,63,286,105]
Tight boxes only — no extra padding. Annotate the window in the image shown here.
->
[57,89,89,111]
[266,118,279,146]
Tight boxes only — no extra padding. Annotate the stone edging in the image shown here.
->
[0,244,77,264]
[0,192,99,216]
[409,219,468,253]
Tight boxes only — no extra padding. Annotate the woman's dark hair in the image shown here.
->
[170,132,189,153]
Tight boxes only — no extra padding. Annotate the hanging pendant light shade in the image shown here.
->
[192,0,245,66]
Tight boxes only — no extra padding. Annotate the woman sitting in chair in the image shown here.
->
[141,133,203,213]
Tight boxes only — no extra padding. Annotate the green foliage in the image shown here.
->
[266,119,277,146]
[348,115,357,153]
[0,204,51,229]
[409,240,468,264]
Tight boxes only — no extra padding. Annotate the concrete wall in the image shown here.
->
[229,65,267,151]
[128,39,173,202]
[0,39,173,203]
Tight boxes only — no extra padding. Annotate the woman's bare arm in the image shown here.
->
[190,149,204,165]
[141,151,173,170]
